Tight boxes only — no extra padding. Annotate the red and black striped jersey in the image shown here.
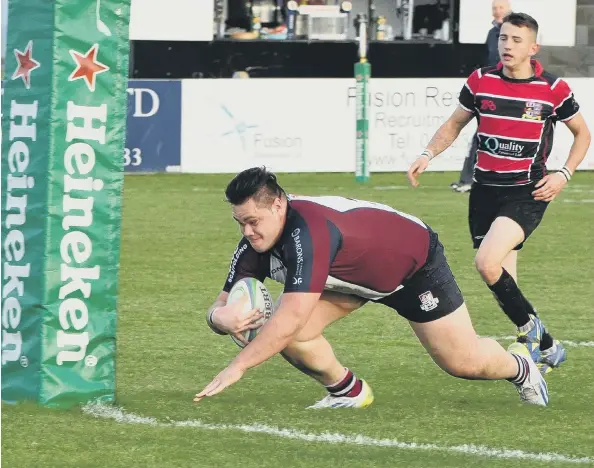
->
[458,60,580,186]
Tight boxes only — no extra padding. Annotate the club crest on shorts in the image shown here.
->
[419,291,440,312]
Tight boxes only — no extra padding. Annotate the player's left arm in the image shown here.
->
[533,85,592,202]
[561,113,591,174]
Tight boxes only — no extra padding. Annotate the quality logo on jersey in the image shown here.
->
[484,137,525,157]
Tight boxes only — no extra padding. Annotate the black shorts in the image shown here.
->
[468,183,549,250]
[371,232,464,323]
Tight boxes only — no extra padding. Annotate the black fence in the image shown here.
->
[130,40,486,79]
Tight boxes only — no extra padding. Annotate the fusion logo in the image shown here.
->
[220,105,258,151]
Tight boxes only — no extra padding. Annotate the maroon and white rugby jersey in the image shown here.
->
[458,60,580,186]
[223,195,436,300]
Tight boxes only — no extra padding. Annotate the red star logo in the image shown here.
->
[68,44,109,92]
[12,41,41,89]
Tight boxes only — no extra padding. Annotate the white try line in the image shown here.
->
[484,336,594,348]
[82,402,593,464]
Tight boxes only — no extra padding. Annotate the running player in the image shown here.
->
[407,13,591,373]
[194,167,548,408]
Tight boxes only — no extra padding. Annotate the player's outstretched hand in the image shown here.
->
[407,156,430,188]
[193,364,245,403]
[532,172,567,202]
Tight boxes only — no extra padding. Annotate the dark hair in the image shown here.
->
[225,166,286,206]
[502,12,539,35]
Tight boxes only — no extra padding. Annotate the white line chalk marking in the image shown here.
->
[82,403,593,464]
[484,336,594,348]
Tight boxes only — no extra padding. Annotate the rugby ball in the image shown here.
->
[227,277,275,348]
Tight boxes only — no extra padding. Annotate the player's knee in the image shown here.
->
[474,253,501,283]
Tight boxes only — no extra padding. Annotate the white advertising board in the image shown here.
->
[181,79,354,174]
[181,77,593,173]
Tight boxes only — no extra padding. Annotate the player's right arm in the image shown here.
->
[407,70,479,187]
[425,107,475,157]
[206,238,268,339]
[225,205,333,373]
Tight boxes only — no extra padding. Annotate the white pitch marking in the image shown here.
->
[82,403,593,464]
[482,336,594,348]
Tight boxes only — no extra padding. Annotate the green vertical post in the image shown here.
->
[355,14,371,182]
[355,60,371,182]
[1,0,131,408]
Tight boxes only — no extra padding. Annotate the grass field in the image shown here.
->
[3,172,594,467]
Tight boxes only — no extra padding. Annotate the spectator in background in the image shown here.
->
[451,0,512,193]
[487,0,511,65]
